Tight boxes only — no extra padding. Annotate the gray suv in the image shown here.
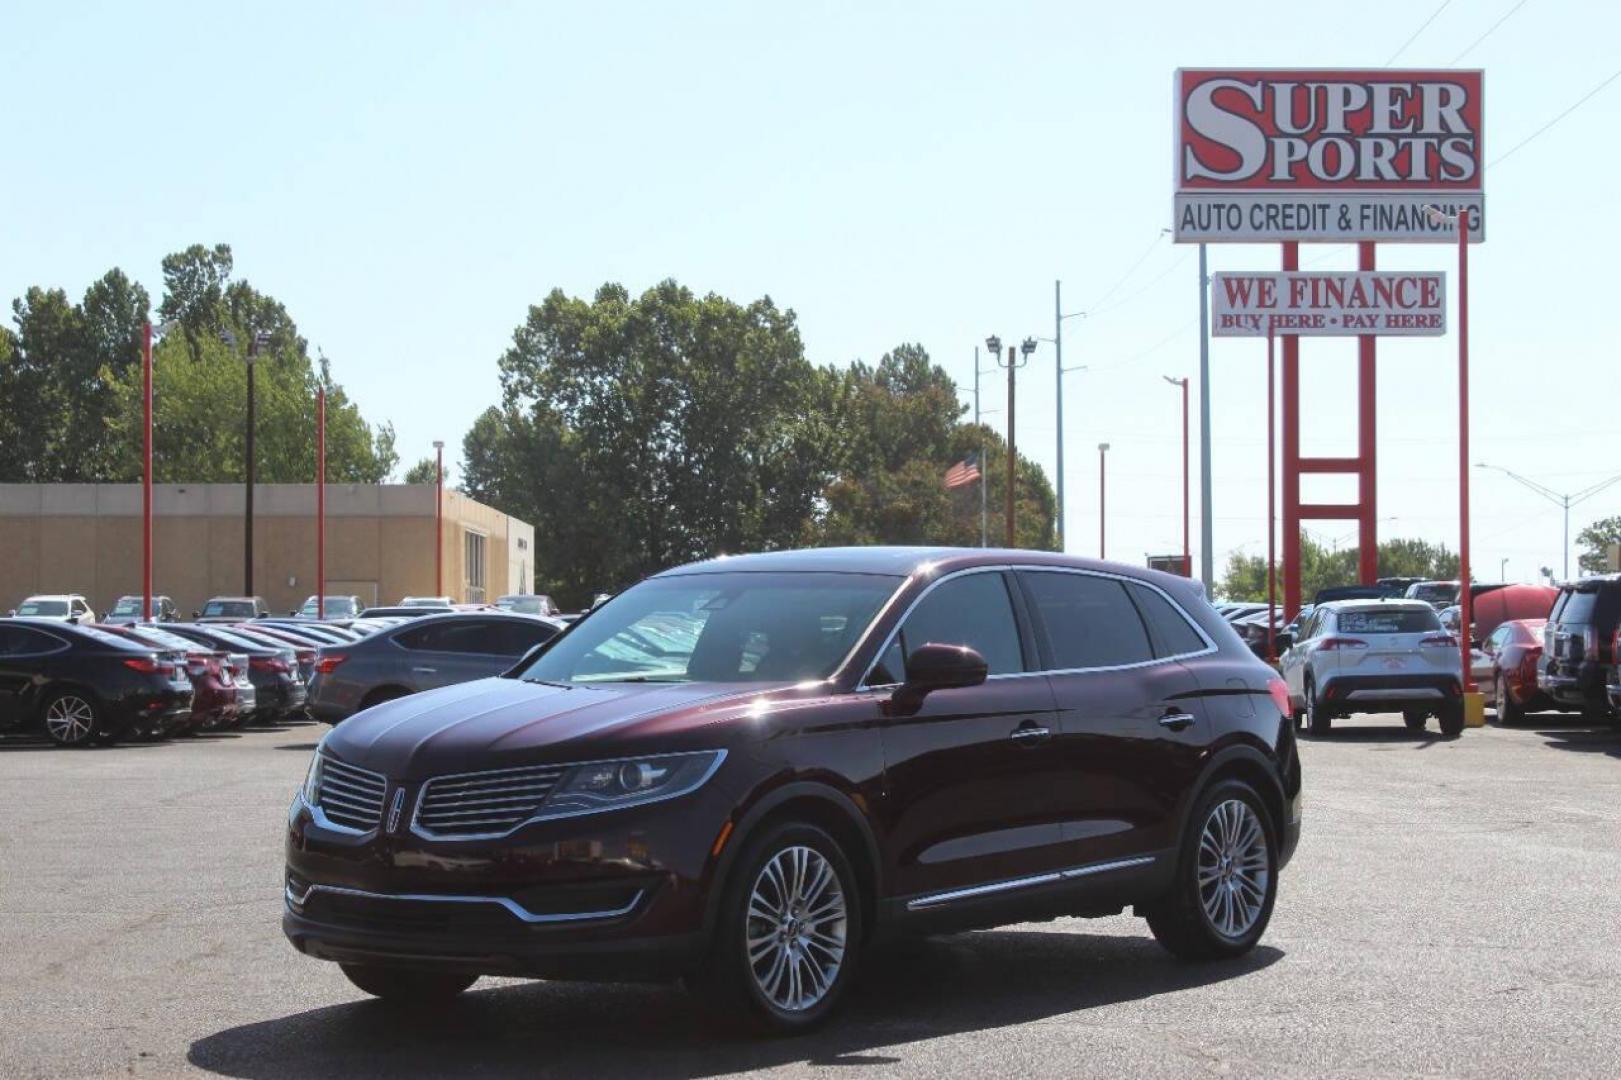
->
[305,611,564,724]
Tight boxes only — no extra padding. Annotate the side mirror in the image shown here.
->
[892,643,987,712]
[192,611,201,619]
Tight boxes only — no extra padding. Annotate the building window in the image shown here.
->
[464,531,487,603]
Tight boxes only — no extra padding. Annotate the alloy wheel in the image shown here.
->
[1197,799,1270,940]
[745,845,848,1013]
[44,695,96,745]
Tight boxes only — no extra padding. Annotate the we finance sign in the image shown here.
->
[1174,70,1484,243]
[1211,272,1447,337]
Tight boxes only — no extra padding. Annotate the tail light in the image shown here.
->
[123,656,165,674]
[250,656,291,674]
[1266,676,1291,718]
[1313,637,1368,651]
[1418,634,1459,648]
[314,654,347,675]
[296,649,315,666]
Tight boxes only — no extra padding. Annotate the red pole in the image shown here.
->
[316,389,325,620]
[435,442,444,597]
[1281,243,1301,621]
[1357,240,1379,585]
[1181,378,1190,577]
[142,321,153,622]
[1267,324,1277,663]
[1457,210,1474,692]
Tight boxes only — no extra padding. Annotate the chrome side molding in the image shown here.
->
[906,855,1157,911]
[285,882,643,925]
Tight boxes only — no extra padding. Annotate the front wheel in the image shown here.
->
[339,963,476,1004]
[1144,780,1278,961]
[41,690,101,747]
[693,821,862,1035]
[1438,700,1465,737]
[1402,708,1428,731]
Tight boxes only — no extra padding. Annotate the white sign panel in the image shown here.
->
[1211,271,1447,336]
[1177,193,1483,243]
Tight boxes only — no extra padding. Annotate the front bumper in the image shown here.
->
[282,781,734,981]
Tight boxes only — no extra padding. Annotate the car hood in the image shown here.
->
[321,677,770,780]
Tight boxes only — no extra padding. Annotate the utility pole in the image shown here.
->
[316,388,326,620]
[973,347,987,547]
[1476,462,1621,582]
[1048,282,1087,553]
[1163,376,1190,577]
[1197,243,1213,590]
[990,338,1036,547]
[1098,443,1110,559]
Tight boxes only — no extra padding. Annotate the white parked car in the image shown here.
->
[11,594,95,624]
[399,596,453,608]
[1279,599,1465,736]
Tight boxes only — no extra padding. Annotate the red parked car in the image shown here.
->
[100,625,241,733]
[1482,618,1566,725]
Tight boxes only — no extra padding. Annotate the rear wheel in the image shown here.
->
[41,690,101,747]
[359,687,408,712]
[692,821,862,1035]
[1305,680,1331,735]
[1402,708,1428,731]
[1495,676,1523,726]
[1438,700,1465,737]
[339,963,476,1004]
[1144,779,1277,961]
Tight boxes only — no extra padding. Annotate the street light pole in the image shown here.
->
[1163,376,1190,577]
[1198,242,1213,591]
[316,388,326,620]
[1475,462,1621,581]
[1098,442,1110,559]
[1048,284,1088,553]
[142,321,153,622]
[974,347,987,548]
[433,440,445,597]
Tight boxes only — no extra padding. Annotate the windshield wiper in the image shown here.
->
[521,677,573,688]
[612,676,690,684]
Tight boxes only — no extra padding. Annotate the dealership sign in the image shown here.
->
[1174,70,1484,243]
[1211,271,1447,336]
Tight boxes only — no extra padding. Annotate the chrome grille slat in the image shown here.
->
[415,763,565,838]
[314,757,386,832]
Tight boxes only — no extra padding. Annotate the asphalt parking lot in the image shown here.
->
[2,713,1619,1079]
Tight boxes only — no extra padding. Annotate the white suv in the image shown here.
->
[11,594,95,624]
[1280,599,1465,736]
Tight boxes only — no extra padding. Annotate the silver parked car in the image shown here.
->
[1279,599,1465,736]
[305,611,564,724]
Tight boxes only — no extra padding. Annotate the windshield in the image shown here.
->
[300,598,354,616]
[203,600,255,617]
[111,598,142,615]
[1408,583,1458,605]
[1337,608,1442,634]
[18,600,69,616]
[516,571,900,685]
[497,596,546,614]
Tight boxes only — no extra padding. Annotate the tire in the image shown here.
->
[1495,677,1523,727]
[1143,779,1278,961]
[339,963,476,1004]
[1438,701,1465,737]
[1402,708,1428,731]
[1305,680,1331,735]
[692,820,863,1035]
[40,689,102,748]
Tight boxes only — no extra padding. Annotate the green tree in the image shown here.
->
[1220,534,1463,602]
[403,457,439,484]
[1577,515,1621,573]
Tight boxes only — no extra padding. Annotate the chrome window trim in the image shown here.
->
[857,564,1217,690]
[284,881,643,925]
[906,855,1157,911]
[409,748,727,842]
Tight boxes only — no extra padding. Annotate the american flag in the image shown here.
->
[944,453,981,490]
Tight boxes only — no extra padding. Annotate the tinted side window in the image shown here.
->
[491,621,559,657]
[0,627,62,655]
[1021,571,1153,669]
[874,572,1025,682]
[1128,583,1207,658]
[395,621,503,654]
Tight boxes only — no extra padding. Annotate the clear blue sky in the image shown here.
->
[4,0,1617,583]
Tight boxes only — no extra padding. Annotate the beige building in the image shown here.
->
[0,484,534,617]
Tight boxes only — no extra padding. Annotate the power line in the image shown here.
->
[1490,65,1621,168]
[1088,249,1194,319]
[1449,0,1531,64]
[1385,0,1451,65]
[1081,231,1169,312]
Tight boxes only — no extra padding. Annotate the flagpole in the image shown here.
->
[975,346,987,547]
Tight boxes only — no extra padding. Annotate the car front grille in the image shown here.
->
[314,757,388,832]
[415,763,568,838]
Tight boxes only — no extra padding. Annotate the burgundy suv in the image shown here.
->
[284,548,1301,1032]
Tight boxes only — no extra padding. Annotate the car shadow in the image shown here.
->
[1522,715,1621,760]
[1300,726,1453,747]
[187,929,1283,1078]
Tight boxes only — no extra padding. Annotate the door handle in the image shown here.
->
[411,667,437,675]
[1009,723,1051,744]
[1158,711,1196,731]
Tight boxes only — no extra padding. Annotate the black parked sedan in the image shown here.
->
[162,624,307,722]
[305,611,564,724]
[0,619,193,746]
[284,547,1302,1033]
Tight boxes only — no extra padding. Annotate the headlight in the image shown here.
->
[538,750,726,819]
[300,738,330,803]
